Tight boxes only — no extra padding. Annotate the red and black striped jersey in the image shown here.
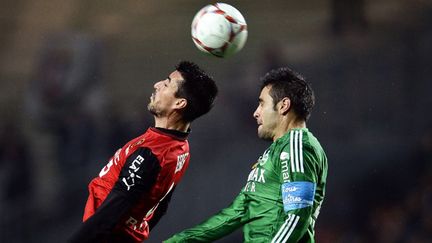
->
[70,127,190,243]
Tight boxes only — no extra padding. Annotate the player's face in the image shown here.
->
[253,86,279,141]
[148,70,184,116]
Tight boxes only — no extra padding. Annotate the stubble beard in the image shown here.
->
[147,102,158,116]
[257,126,273,141]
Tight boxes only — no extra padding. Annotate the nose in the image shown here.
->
[253,107,259,119]
[154,80,162,89]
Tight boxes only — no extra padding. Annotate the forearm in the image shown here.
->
[168,209,242,242]
[165,193,246,242]
[271,209,312,242]
[68,190,133,243]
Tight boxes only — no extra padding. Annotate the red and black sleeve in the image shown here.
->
[68,147,161,243]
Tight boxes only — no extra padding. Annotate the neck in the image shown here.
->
[273,116,306,142]
[154,116,190,132]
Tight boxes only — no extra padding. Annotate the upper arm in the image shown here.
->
[270,135,319,242]
[113,147,161,199]
[277,135,317,213]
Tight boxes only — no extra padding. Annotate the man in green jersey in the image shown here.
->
[165,67,328,243]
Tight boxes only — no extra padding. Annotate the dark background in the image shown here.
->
[1,0,431,242]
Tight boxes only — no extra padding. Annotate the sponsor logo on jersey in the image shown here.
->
[122,155,145,190]
[175,152,189,173]
[125,216,147,232]
[280,146,291,183]
[244,181,256,192]
[280,151,289,160]
[247,167,266,183]
[282,181,316,212]
[258,149,270,166]
[244,151,269,193]
[281,159,290,182]
[244,167,266,193]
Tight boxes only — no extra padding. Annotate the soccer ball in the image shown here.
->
[191,3,248,58]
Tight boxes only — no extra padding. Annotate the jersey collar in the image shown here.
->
[151,127,189,140]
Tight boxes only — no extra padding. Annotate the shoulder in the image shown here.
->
[273,129,327,166]
[277,129,323,151]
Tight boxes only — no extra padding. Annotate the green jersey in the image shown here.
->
[166,128,328,243]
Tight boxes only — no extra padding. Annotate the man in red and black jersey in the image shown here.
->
[69,61,218,243]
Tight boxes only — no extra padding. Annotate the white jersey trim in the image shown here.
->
[271,214,300,243]
[289,130,304,174]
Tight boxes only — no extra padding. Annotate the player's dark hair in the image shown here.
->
[261,67,315,121]
[175,61,218,122]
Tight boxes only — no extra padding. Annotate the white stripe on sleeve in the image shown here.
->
[271,214,300,243]
[294,131,300,172]
[299,130,304,173]
[290,131,295,172]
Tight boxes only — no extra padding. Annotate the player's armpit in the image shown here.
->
[148,187,176,231]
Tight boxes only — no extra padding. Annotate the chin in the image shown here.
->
[257,130,267,140]
[257,129,273,141]
[148,104,157,114]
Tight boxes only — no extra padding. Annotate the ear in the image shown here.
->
[174,98,187,110]
[278,97,291,115]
